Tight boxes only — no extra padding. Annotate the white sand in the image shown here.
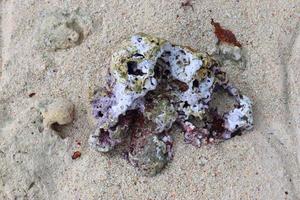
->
[1,0,300,199]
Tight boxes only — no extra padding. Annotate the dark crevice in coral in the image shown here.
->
[127,61,144,76]
[132,53,145,58]
[97,111,103,117]
[209,109,225,134]
[192,79,199,89]
[183,101,189,108]
[154,64,161,79]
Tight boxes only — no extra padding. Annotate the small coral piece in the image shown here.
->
[39,98,75,130]
[89,33,253,176]
[211,19,242,47]
[36,8,92,51]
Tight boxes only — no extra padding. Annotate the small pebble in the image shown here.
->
[219,43,242,61]
[72,151,81,160]
[29,92,36,97]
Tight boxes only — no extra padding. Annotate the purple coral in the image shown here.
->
[92,96,115,124]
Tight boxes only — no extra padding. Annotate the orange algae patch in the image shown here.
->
[211,19,242,47]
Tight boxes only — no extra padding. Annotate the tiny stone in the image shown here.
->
[199,156,208,166]
[219,43,242,61]
[28,92,36,97]
[72,151,81,160]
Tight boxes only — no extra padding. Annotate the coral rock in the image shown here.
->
[39,98,75,129]
[89,33,254,176]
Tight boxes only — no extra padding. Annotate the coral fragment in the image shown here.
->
[89,33,253,176]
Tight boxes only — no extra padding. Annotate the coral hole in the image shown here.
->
[127,61,144,76]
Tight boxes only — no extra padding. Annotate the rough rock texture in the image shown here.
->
[0,0,299,199]
[89,33,253,175]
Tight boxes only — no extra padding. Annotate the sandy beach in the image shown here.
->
[1,0,300,199]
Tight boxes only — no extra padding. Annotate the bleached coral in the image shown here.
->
[89,33,254,176]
